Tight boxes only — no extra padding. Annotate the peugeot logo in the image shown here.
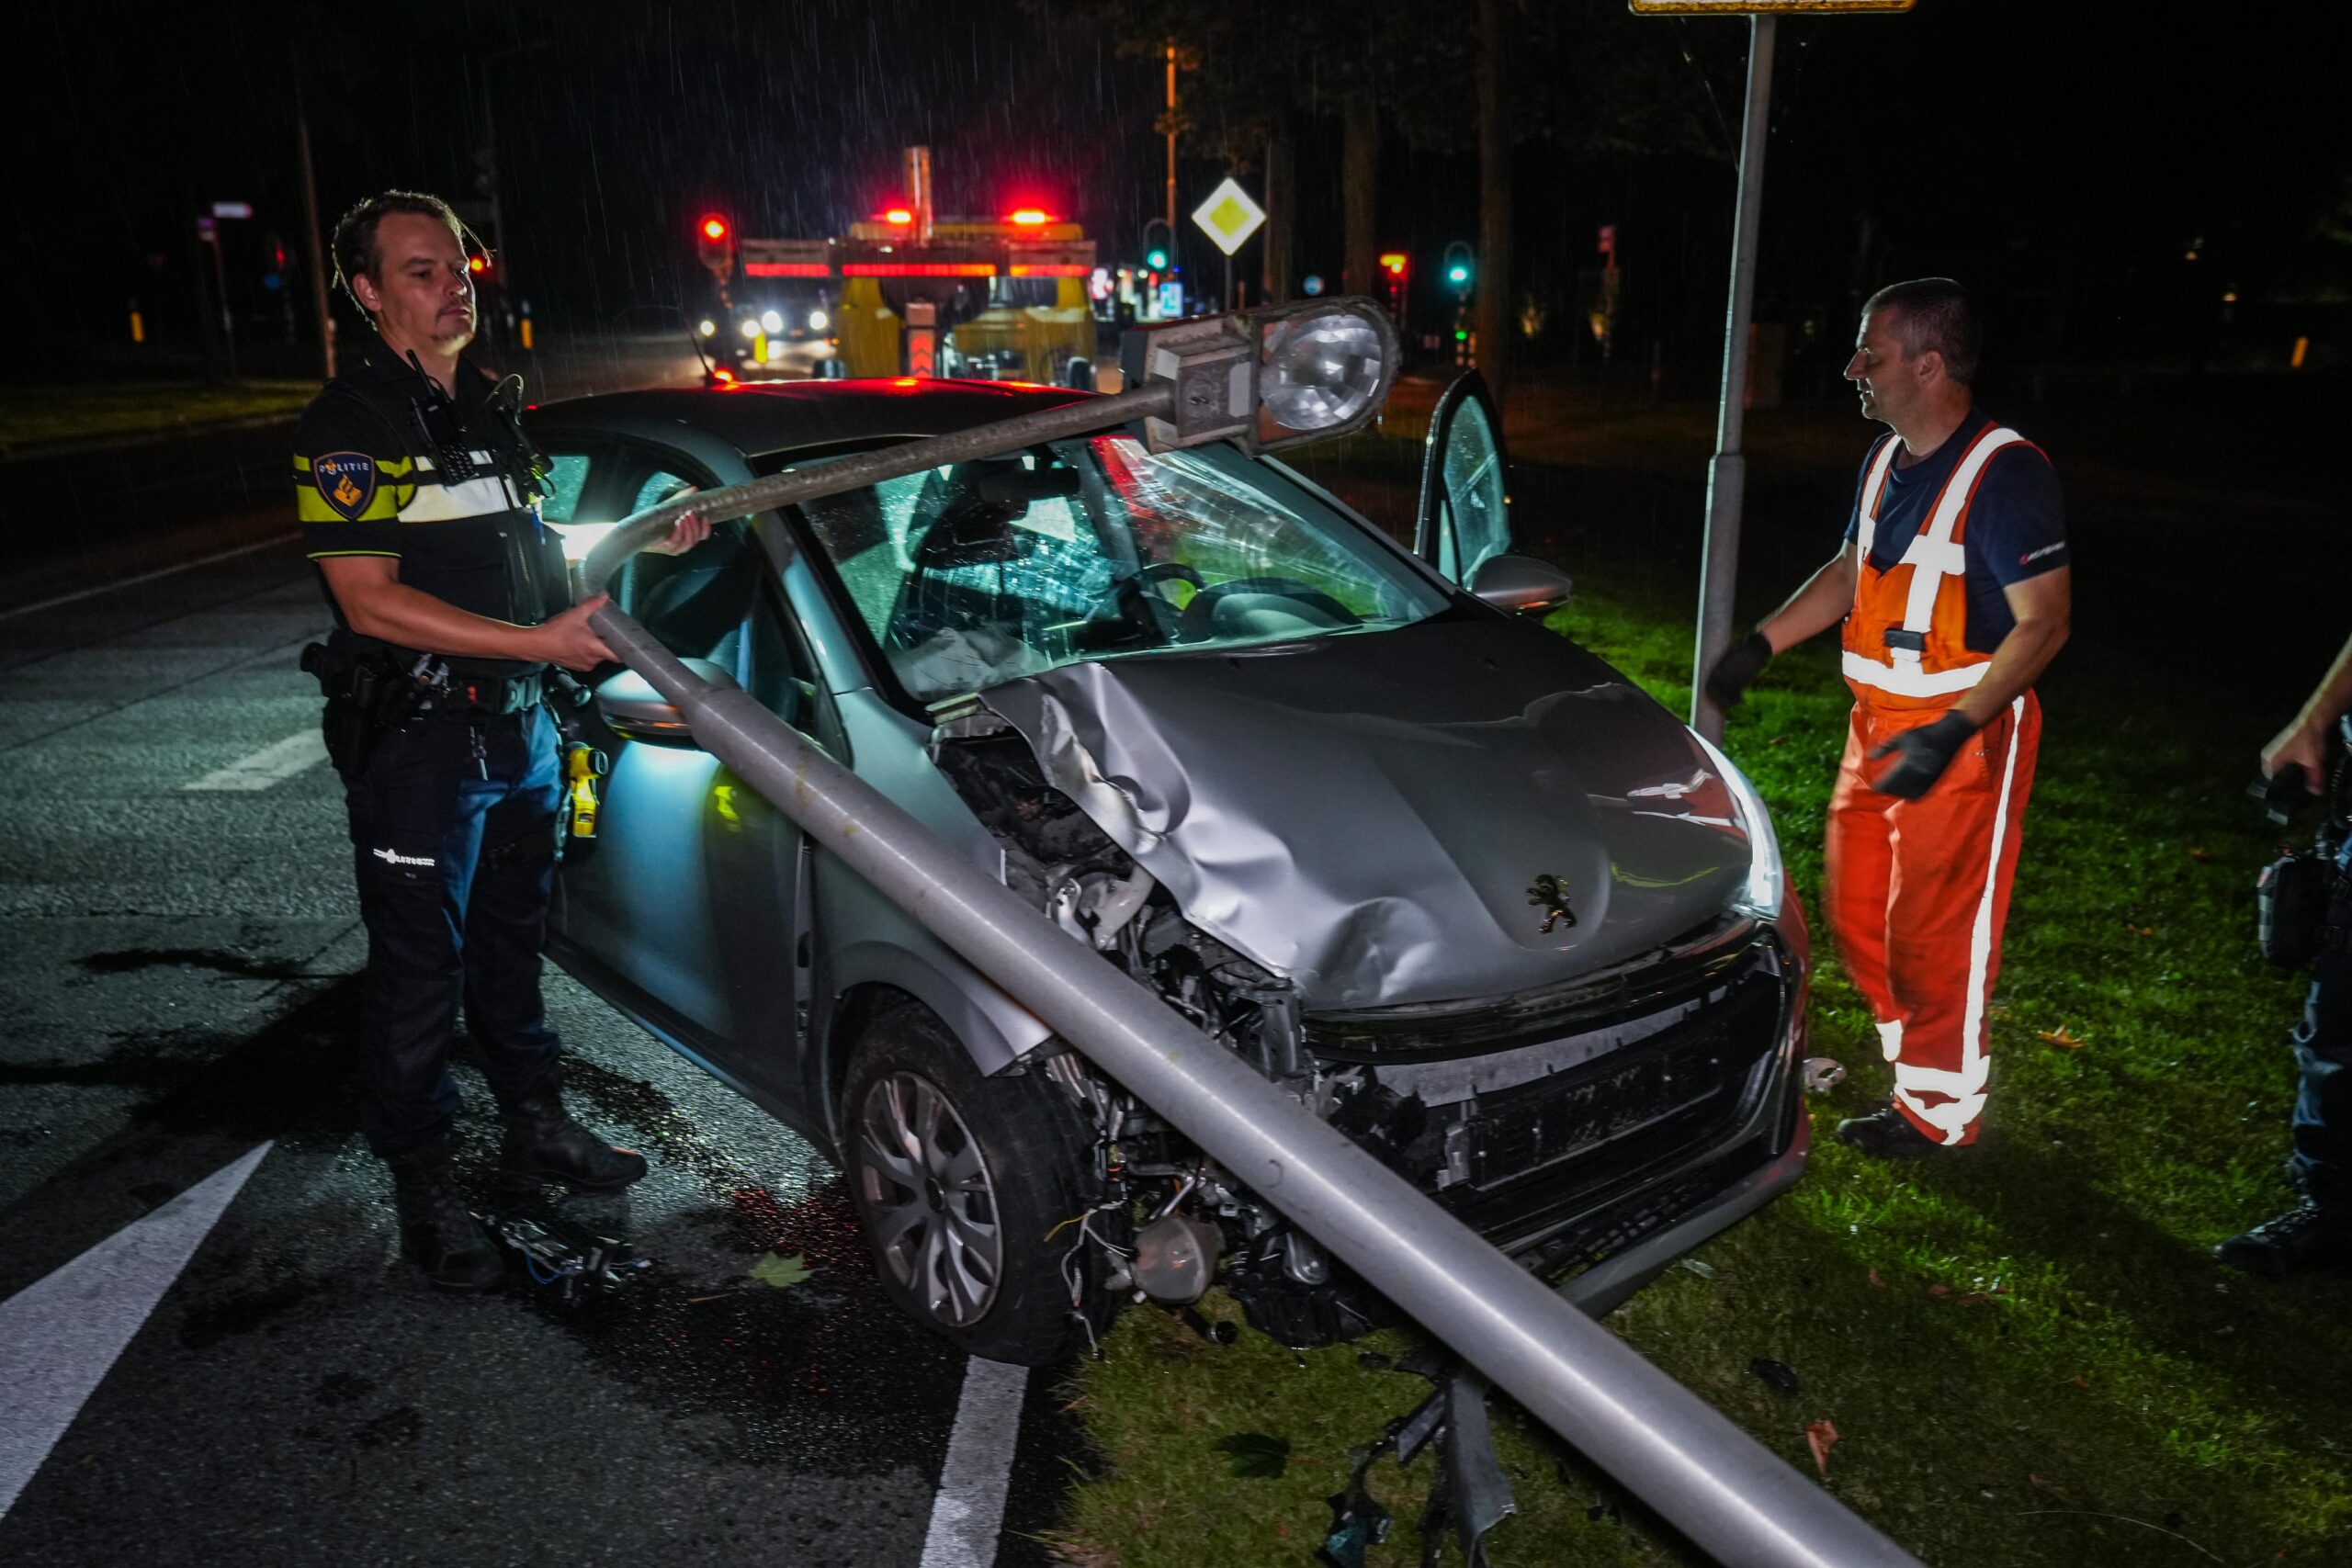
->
[1527,873,1577,935]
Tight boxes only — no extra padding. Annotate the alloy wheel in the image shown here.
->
[854,1070,1003,1327]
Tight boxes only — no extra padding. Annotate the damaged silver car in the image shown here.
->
[528,367,1811,1365]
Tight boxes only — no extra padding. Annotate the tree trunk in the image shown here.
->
[1343,95,1377,299]
[1475,0,1512,409]
[1261,109,1295,303]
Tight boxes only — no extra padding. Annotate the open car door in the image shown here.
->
[1413,368,1515,586]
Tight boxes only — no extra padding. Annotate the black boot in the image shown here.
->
[2214,1199,2352,1279]
[390,1152,506,1292]
[498,1092,649,1198]
[1835,1101,1950,1159]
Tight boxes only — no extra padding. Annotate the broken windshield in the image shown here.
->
[796,434,1453,704]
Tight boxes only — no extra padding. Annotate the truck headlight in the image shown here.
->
[760,309,784,333]
[1694,733,1784,922]
[808,308,829,332]
[740,318,763,340]
[697,318,718,338]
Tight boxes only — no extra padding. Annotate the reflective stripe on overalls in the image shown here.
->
[1825,424,2043,1145]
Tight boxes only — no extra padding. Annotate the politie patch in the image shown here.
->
[313,452,379,521]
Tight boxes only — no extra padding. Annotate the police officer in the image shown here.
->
[296,191,708,1290]
[2218,635,2352,1277]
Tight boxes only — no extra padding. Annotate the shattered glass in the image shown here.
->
[796,434,1450,702]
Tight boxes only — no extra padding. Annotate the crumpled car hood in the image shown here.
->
[978,615,1757,1010]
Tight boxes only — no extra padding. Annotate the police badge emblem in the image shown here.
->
[313,452,379,521]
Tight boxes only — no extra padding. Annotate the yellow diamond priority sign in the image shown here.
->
[1192,177,1266,257]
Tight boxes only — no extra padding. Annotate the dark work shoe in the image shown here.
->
[2214,1200,2352,1280]
[1835,1102,1949,1159]
[499,1096,649,1197]
[390,1157,505,1292]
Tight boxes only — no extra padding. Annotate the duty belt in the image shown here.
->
[421,669,544,717]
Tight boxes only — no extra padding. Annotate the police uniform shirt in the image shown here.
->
[292,337,567,674]
[1842,409,2068,653]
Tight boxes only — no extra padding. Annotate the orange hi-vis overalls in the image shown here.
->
[1825,424,2043,1146]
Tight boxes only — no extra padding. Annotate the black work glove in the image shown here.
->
[1868,711,1979,800]
[1704,630,1774,711]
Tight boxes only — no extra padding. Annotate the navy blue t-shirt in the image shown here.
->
[1841,409,2068,653]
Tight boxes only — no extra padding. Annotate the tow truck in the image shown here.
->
[694,147,1098,384]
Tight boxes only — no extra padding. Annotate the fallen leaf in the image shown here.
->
[1804,1419,1839,1476]
[1747,1357,1801,1397]
[2038,1027,2086,1050]
[1214,1431,1292,1479]
[1927,1283,1952,1299]
[2070,1375,2088,1390]
[1868,1268,1888,1289]
[749,1251,812,1290]
[2126,923,2155,937]
[1769,735,1789,747]
[1678,1258,1717,1279]
[2189,847,2216,863]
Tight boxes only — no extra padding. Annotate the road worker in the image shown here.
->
[1706,278,2070,1156]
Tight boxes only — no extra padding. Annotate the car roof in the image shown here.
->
[525,377,1098,459]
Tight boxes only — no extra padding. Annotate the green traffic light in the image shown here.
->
[1146,249,1170,270]
[1447,265,1470,285]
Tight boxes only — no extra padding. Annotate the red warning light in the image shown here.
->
[1379,252,1408,276]
[883,208,914,225]
[1009,209,1051,226]
[467,255,488,275]
[699,215,730,243]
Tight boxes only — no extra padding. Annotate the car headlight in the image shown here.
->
[697,318,717,338]
[808,307,829,332]
[760,309,784,333]
[740,318,763,340]
[1693,732,1784,922]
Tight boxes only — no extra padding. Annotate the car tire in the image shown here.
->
[841,1003,1116,1367]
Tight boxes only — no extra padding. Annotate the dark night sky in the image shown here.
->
[1,0,2339,373]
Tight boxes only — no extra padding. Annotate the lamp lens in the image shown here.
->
[1260,311,1385,432]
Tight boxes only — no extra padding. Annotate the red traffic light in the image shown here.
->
[698,215,730,243]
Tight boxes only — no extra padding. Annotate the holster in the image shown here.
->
[300,641,430,780]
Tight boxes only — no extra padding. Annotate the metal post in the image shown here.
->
[572,386,1922,1568]
[295,84,334,379]
[1690,13,1777,741]
[1165,42,1179,236]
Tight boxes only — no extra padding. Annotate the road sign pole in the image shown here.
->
[1691,12,1776,741]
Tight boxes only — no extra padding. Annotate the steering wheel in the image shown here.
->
[1177,576,1363,643]
[1078,561,1208,645]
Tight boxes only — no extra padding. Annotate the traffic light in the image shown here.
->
[1442,242,1475,298]
[695,214,735,278]
[1142,218,1172,274]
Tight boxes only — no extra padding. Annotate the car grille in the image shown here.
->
[1318,938,1793,1247]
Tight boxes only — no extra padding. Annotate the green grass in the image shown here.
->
[1047,407,2352,1566]
[0,379,314,452]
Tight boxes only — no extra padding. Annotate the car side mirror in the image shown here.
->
[1467,553,1572,615]
[594,657,739,746]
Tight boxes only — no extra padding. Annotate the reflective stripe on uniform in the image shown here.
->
[1892,692,2029,1145]
[1844,425,2024,700]
[395,474,521,523]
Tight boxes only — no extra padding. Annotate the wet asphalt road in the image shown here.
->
[0,466,1070,1563]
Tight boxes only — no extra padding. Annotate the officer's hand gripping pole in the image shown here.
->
[574,307,1924,1568]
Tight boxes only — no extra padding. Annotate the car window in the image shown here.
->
[632,468,698,515]
[797,434,1452,705]
[1438,396,1510,582]
[614,516,761,666]
[538,451,592,523]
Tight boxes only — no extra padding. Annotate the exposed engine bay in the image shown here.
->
[929,704,1800,1348]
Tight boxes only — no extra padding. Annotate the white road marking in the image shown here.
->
[917,1356,1029,1568]
[183,729,329,792]
[0,532,300,623]
[0,1143,272,1519]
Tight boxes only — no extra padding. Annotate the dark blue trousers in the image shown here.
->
[2291,836,2352,1208]
[339,705,564,1159]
